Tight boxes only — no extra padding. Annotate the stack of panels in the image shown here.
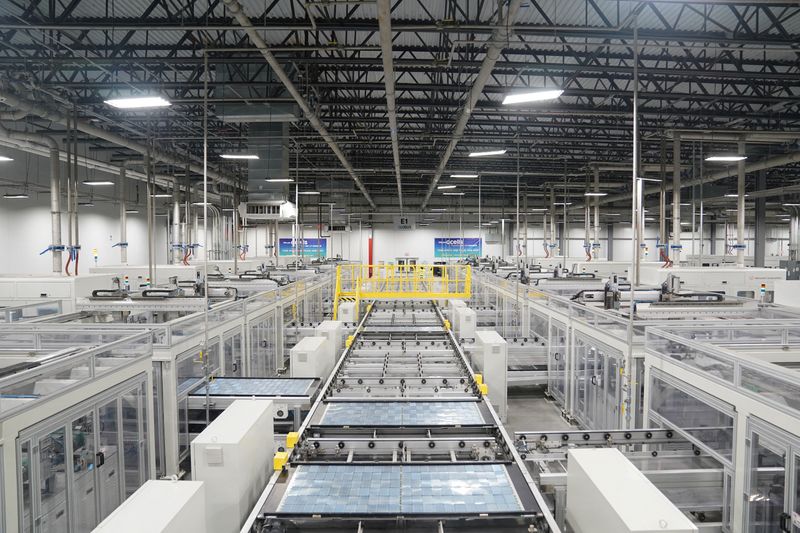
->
[277,464,523,515]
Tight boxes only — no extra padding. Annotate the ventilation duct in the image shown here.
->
[216,63,300,123]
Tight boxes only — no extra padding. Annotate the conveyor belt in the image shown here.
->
[243,300,560,532]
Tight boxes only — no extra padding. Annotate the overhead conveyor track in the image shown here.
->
[243,300,560,532]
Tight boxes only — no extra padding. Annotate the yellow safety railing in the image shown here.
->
[333,264,471,320]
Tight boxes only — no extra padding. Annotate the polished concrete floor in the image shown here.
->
[504,386,573,436]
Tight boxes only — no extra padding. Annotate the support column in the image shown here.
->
[736,140,746,267]
[672,133,682,264]
[607,223,614,261]
[754,170,767,268]
[119,167,128,264]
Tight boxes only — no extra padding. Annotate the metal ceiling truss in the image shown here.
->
[0,0,799,210]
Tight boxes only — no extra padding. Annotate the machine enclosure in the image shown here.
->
[290,336,330,378]
[92,480,207,533]
[473,330,508,421]
[566,448,697,533]
[190,399,275,533]
[315,320,345,376]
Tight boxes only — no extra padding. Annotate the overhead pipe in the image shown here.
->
[420,0,523,210]
[0,89,238,187]
[0,123,62,272]
[221,0,377,209]
[672,134,681,264]
[736,140,746,267]
[377,0,403,211]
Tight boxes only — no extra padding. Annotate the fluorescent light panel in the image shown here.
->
[298,191,320,195]
[3,192,28,199]
[266,178,293,183]
[443,192,465,196]
[221,154,259,160]
[83,180,115,186]
[437,185,457,190]
[584,191,607,197]
[468,149,506,158]
[0,156,13,162]
[725,193,749,198]
[152,193,172,198]
[706,155,747,162]
[450,173,478,178]
[104,96,171,109]
[502,89,563,105]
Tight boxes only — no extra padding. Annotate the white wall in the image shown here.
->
[243,223,505,264]
[0,194,167,274]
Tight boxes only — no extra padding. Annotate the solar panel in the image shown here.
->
[189,378,316,397]
[277,464,523,515]
[320,401,484,426]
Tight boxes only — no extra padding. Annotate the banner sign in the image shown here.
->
[279,238,327,257]
[434,237,482,258]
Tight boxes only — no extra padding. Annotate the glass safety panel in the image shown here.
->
[178,397,189,461]
[98,399,121,521]
[224,334,243,377]
[71,412,97,532]
[793,454,800,533]
[19,439,32,533]
[122,386,145,498]
[746,428,787,533]
[649,373,734,464]
[548,322,567,403]
[37,426,68,533]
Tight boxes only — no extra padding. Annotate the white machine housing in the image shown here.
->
[640,266,786,300]
[453,306,476,340]
[473,330,508,422]
[0,273,118,312]
[315,320,345,376]
[338,301,356,323]
[191,399,274,533]
[92,480,207,533]
[566,449,697,533]
[290,336,330,378]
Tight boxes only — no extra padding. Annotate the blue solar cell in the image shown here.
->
[320,401,483,426]
[277,464,523,515]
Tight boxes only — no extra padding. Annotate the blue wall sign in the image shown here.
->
[279,238,327,257]
[434,237,482,258]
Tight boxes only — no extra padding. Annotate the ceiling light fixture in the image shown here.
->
[3,192,29,199]
[266,178,293,183]
[638,177,662,182]
[221,154,259,160]
[431,208,447,212]
[104,96,171,109]
[0,156,14,162]
[443,192,465,196]
[125,209,139,214]
[152,193,172,198]
[468,149,507,158]
[584,192,607,197]
[78,202,95,207]
[82,180,115,186]
[437,185,457,190]
[706,155,747,162]
[553,202,572,206]
[298,191,321,195]
[450,173,479,178]
[502,89,564,105]
[783,203,800,207]
[725,193,749,198]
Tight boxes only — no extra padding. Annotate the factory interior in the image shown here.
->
[2,0,800,532]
